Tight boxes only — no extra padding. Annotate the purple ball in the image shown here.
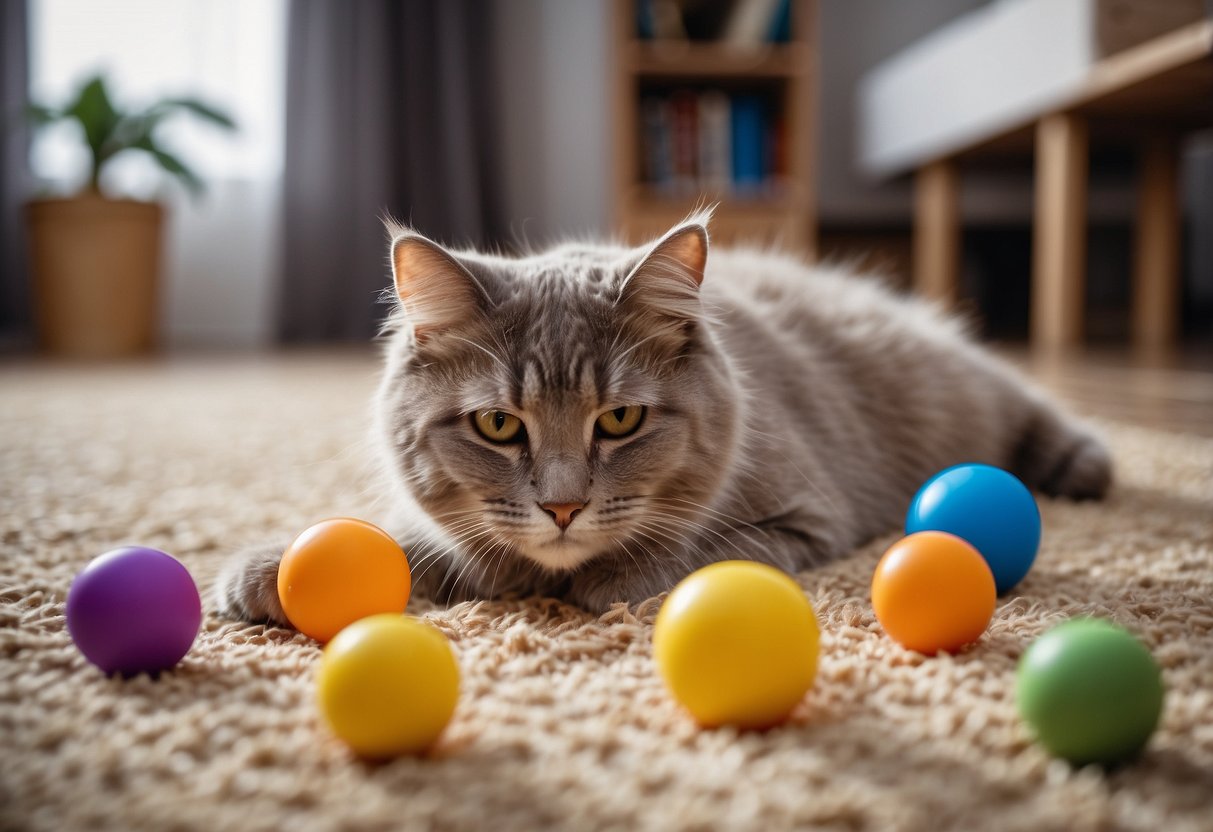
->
[66,546,202,676]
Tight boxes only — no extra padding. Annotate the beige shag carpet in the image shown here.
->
[2,353,1212,832]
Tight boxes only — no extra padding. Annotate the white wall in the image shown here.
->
[816,0,988,223]
[28,0,286,348]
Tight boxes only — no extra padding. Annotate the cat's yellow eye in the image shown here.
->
[596,405,645,438]
[472,410,525,443]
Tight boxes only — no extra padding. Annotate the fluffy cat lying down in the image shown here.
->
[217,215,1110,621]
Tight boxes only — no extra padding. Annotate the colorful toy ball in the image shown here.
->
[1017,619,1164,765]
[871,531,996,654]
[316,614,460,757]
[653,561,820,729]
[66,546,202,676]
[277,518,411,643]
[905,463,1041,594]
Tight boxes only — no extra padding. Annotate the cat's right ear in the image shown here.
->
[390,232,486,343]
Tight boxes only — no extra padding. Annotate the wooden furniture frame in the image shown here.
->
[911,20,1213,352]
[610,0,818,254]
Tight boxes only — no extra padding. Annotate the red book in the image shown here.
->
[669,90,698,195]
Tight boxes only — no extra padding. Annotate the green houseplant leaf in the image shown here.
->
[65,77,122,189]
[146,98,237,130]
[25,104,60,126]
[26,74,236,198]
[135,137,204,195]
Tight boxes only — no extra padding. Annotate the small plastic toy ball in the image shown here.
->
[1017,618,1164,765]
[653,561,820,729]
[277,518,411,642]
[66,546,202,676]
[906,463,1041,594]
[871,531,996,654]
[316,614,460,757]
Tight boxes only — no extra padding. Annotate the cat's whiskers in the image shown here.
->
[485,535,516,599]
[649,494,766,536]
[629,525,692,580]
[652,512,760,561]
[614,538,640,583]
[451,529,511,599]
[432,505,495,520]
[440,521,500,549]
[410,523,497,588]
[727,467,783,524]
[425,530,494,597]
[405,546,452,590]
[738,424,843,519]
[438,512,490,528]
[630,517,695,554]
[630,517,700,572]
[437,517,496,539]
[642,527,694,590]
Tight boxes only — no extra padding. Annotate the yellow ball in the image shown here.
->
[653,561,820,728]
[316,614,459,757]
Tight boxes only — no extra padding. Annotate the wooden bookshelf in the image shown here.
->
[625,41,812,78]
[611,0,817,255]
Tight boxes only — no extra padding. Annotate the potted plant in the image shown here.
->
[25,75,235,356]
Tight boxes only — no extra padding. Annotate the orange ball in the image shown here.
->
[277,518,411,643]
[871,531,996,654]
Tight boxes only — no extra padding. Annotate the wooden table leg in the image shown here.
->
[913,159,960,305]
[1032,112,1088,351]
[1132,134,1181,353]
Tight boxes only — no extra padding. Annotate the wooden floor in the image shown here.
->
[1002,346,1213,437]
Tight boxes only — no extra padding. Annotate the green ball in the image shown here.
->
[1016,619,1164,765]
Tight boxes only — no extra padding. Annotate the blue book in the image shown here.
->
[767,0,792,42]
[641,96,673,188]
[636,0,654,39]
[730,96,766,191]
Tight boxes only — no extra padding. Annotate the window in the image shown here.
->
[28,0,288,345]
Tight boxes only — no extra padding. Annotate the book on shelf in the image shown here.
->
[697,91,731,192]
[670,90,698,192]
[722,0,789,47]
[730,94,765,191]
[635,0,792,44]
[641,97,672,186]
[639,89,780,197]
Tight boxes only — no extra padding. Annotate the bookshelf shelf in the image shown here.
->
[626,42,811,79]
[611,0,817,255]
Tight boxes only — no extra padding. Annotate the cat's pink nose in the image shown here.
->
[540,501,585,531]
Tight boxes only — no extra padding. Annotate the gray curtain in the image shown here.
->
[279,0,505,342]
[0,0,30,345]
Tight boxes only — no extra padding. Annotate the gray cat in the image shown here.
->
[215,214,1110,622]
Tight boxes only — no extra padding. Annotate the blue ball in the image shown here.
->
[905,464,1041,593]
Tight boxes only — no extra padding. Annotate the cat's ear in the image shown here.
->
[618,221,708,327]
[389,230,486,343]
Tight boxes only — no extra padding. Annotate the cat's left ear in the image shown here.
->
[619,221,708,327]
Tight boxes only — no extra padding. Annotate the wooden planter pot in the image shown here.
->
[26,196,163,356]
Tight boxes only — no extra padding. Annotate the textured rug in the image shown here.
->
[2,353,1211,832]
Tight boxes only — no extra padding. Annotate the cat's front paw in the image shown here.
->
[565,562,667,613]
[212,542,289,626]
